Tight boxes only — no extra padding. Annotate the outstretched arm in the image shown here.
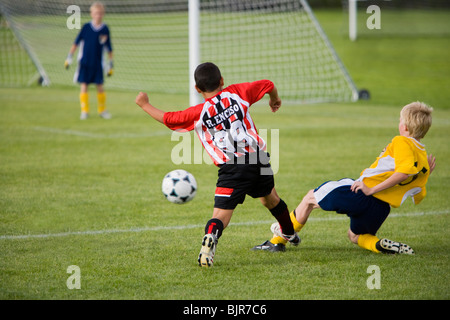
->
[135,92,165,123]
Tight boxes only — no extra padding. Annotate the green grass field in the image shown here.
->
[1,9,449,302]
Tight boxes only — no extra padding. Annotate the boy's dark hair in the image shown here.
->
[194,62,222,92]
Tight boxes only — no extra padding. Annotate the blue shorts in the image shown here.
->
[75,63,104,85]
[314,178,390,235]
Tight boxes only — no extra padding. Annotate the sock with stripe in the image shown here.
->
[204,218,224,240]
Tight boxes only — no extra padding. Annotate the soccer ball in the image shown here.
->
[162,169,197,204]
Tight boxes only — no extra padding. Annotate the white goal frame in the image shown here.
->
[1,0,360,103]
[189,0,359,104]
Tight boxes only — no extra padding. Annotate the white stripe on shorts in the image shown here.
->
[314,178,355,203]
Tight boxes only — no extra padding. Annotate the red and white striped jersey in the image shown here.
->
[163,80,274,166]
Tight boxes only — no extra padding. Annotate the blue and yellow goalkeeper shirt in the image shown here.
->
[357,136,430,208]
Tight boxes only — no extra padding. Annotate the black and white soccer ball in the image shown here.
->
[162,169,197,204]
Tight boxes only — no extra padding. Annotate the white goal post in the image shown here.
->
[1,0,360,104]
[189,0,201,106]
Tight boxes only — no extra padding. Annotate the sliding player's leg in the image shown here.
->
[252,188,300,251]
[269,189,318,246]
[350,230,414,255]
[349,205,415,255]
[256,180,352,251]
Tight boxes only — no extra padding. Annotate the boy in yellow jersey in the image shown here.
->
[253,101,435,254]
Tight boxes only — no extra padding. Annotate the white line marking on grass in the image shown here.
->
[0,210,448,241]
[33,126,170,139]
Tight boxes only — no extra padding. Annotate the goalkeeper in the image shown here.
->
[65,1,113,120]
[253,102,435,255]
[135,62,298,267]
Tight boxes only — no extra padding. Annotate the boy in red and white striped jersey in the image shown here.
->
[136,62,297,267]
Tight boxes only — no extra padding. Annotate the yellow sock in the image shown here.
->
[270,236,287,245]
[97,92,106,114]
[80,92,89,113]
[290,210,304,232]
[357,234,380,253]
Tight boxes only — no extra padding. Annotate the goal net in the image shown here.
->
[0,0,359,104]
[0,13,39,87]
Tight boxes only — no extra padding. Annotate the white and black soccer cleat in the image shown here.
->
[251,240,286,252]
[270,222,301,246]
[198,233,217,267]
[376,238,415,255]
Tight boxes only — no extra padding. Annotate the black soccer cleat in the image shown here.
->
[376,238,415,255]
[251,240,286,252]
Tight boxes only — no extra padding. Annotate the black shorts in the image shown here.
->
[214,160,275,210]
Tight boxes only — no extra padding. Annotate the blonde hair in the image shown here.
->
[400,101,433,139]
[90,1,105,13]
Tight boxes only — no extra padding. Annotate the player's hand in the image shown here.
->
[428,154,436,174]
[64,59,72,70]
[350,180,372,196]
[269,97,281,113]
[135,92,149,108]
[107,60,114,77]
[64,54,73,70]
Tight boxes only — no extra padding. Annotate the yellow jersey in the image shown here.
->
[357,136,430,208]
